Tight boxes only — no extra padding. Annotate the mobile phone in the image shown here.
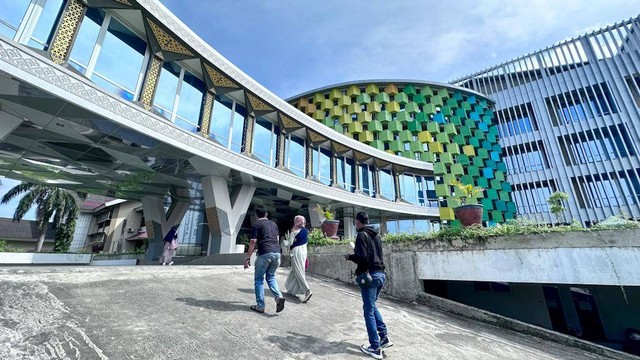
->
[349,242,355,249]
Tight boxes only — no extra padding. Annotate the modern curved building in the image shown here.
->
[0,0,512,260]
[288,81,515,224]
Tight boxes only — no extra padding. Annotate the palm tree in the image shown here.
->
[1,183,85,252]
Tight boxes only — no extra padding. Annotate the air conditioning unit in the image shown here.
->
[127,228,135,233]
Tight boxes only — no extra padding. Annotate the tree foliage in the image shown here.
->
[0,183,86,252]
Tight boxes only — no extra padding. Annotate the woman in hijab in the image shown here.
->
[284,215,313,302]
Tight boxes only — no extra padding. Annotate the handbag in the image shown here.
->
[356,271,373,287]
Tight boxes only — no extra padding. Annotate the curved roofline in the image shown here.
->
[285,79,494,104]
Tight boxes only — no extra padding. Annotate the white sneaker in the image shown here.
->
[360,345,383,359]
[303,290,313,303]
[168,261,174,266]
[161,262,167,266]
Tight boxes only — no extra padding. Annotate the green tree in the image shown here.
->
[547,191,570,225]
[1,183,86,252]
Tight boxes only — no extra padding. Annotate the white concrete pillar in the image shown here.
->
[142,191,189,262]
[202,175,255,254]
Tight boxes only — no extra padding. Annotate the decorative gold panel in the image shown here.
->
[247,93,273,112]
[374,158,391,169]
[353,151,371,163]
[307,130,327,145]
[199,91,214,137]
[276,131,285,167]
[278,113,301,130]
[114,0,132,5]
[147,19,193,56]
[242,117,254,153]
[141,56,162,110]
[206,207,220,231]
[49,0,85,64]
[204,63,238,89]
[331,141,350,155]
[145,220,155,239]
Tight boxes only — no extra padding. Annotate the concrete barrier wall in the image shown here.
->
[0,253,92,265]
[306,229,640,301]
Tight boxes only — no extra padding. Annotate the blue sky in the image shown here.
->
[159,0,640,98]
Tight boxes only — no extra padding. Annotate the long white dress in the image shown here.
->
[285,229,311,295]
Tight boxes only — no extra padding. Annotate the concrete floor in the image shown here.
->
[0,266,621,359]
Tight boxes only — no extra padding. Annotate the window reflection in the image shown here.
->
[286,134,305,177]
[379,170,395,200]
[0,0,30,39]
[337,156,355,192]
[359,163,375,197]
[210,95,233,146]
[27,0,64,49]
[317,147,332,185]
[69,8,147,101]
[230,104,246,153]
[253,117,279,166]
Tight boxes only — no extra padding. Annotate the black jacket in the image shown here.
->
[348,226,385,275]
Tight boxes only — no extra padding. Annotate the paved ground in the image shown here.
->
[0,265,619,360]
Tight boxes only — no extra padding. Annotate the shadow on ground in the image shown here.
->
[266,331,361,357]
[176,297,278,318]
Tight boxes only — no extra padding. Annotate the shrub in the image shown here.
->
[307,227,347,246]
[0,240,6,252]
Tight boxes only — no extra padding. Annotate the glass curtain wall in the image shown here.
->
[209,94,246,153]
[152,62,205,133]
[379,169,395,200]
[359,163,376,197]
[253,117,279,167]
[68,8,148,101]
[336,156,355,192]
[313,147,332,185]
[285,133,305,177]
[1,0,64,49]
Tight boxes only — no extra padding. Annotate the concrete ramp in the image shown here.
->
[0,266,632,360]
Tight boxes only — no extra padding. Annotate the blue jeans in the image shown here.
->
[360,271,387,349]
[254,252,283,308]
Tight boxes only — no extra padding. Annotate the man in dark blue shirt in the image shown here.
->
[244,205,285,313]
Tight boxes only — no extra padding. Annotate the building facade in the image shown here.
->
[2,0,510,261]
[452,17,640,226]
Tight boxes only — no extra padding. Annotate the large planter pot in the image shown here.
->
[454,204,484,227]
[320,220,340,239]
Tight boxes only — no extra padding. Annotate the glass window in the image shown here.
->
[209,95,233,146]
[69,9,147,101]
[175,71,205,132]
[400,173,419,204]
[69,8,104,73]
[379,170,395,200]
[317,147,331,185]
[253,117,278,166]
[386,220,398,234]
[337,157,355,192]
[153,62,180,118]
[286,134,305,178]
[27,0,64,49]
[0,0,31,39]
[230,104,246,153]
[359,163,375,197]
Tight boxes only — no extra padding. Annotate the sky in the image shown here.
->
[159,0,640,99]
[1,1,640,220]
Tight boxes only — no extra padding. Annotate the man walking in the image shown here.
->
[345,211,392,359]
[244,205,285,314]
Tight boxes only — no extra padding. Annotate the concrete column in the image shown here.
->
[305,144,314,179]
[379,216,388,235]
[142,193,189,262]
[202,175,256,254]
[140,56,163,110]
[48,0,86,64]
[198,91,215,138]
[241,115,255,154]
[343,207,355,239]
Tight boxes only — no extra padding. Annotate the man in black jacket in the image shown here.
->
[345,211,392,359]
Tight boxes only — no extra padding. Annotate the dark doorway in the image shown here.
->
[543,286,569,333]
[570,287,606,341]
[423,280,449,298]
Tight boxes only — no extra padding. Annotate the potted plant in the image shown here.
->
[451,180,484,227]
[316,204,340,239]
